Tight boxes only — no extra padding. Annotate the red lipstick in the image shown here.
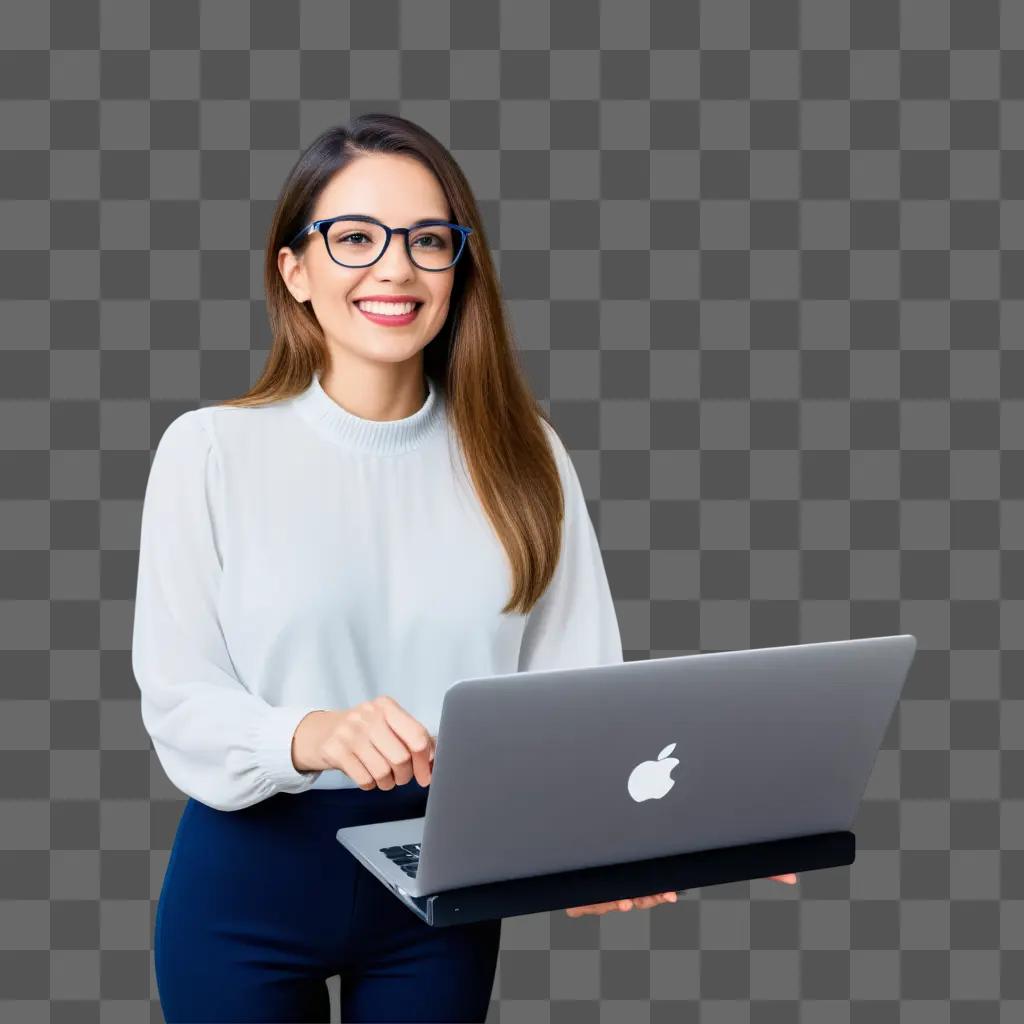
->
[353,295,424,328]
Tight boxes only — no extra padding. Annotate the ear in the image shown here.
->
[278,246,310,304]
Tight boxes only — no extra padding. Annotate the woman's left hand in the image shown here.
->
[564,872,799,917]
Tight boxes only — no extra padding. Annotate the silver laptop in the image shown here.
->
[336,633,916,913]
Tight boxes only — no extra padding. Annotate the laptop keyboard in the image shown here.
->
[381,843,421,877]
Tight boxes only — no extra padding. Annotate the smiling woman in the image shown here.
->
[137,113,627,1024]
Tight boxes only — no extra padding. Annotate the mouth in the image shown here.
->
[354,299,424,327]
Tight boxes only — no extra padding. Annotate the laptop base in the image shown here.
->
[391,830,855,927]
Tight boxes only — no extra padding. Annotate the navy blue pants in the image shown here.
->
[155,779,502,1023]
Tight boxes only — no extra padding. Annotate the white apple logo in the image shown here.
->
[627,743,680,802]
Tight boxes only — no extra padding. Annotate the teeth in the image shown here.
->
[357,300,417,315]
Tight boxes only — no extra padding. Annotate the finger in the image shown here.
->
[568,891,683,916]
[355,739,396,790]
[366,719,417,788]
[566,905,600,917]
[635,893,673,909]
[770,873,798,884]
[632,892,672,908]
[568,895,658,916]
[331,731,390,791]
[333,745,377,791]
[379,702,433,786]
[364,713,422,788]
[407,734,435,787]
[406,731,432,788]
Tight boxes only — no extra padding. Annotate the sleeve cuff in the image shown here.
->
[252,704,325,793]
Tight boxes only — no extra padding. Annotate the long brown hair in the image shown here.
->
[216,113,565,617]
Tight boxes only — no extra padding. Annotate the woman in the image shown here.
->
[133,113,796,1024]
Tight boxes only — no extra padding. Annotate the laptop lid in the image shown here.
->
[414,633,916,894]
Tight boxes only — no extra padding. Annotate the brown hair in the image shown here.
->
[215,113,565,617]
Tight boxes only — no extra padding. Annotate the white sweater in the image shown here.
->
[131,370,623,811]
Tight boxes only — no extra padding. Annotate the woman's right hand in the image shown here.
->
[290,696,436,791]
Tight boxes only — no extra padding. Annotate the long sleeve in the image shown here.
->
[131,409,326,812]
[517,423,624,673]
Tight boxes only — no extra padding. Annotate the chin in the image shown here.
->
[365,335,431,358]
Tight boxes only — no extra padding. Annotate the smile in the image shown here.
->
[355,300,423,327]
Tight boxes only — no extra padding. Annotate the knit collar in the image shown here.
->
[289,369,445,455]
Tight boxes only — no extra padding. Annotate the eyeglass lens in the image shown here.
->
[324,220,462,270]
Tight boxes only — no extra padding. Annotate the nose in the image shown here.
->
[372,232,417,281]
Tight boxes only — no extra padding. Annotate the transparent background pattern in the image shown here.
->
[1,0,1022,1021]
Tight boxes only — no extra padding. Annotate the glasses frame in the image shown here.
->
[286,214,473,272]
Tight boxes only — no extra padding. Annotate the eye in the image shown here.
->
[338,232,371,244]
[411,233,444,248]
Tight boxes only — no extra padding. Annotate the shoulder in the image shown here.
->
[196,397,294,451]
[152,406,253,479]
[146,411,217,492]
[158,403,260,455]
[155,408,210,453]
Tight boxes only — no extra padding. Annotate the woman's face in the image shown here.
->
[279,153,457,366]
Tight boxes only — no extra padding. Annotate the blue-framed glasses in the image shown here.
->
[286,214,473,272]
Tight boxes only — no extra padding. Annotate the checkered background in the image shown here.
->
[2,0,1022,1020]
